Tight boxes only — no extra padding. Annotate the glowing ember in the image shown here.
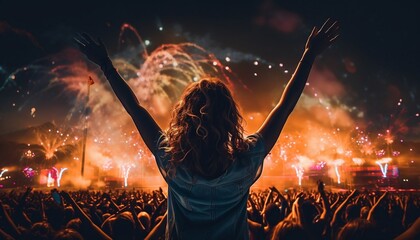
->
[24,150,35,158]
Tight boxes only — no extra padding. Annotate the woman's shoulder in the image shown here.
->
[242,133,265,156]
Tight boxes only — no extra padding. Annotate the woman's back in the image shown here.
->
[155,134,266,240]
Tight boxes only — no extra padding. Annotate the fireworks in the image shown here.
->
[24,150,35,158]
[352,158,365,165]
[22,167,36,178]
[292,164,304,186]
[47,172,54,187]
[52,167,68,187]
[121,163,135,187]
[376,157,392,178]
[37,128,75,161]
[0,169,8,178]
[114,42,238,116]
[0,22,416,189]
[113,23,241,117]
[331,159,345,184]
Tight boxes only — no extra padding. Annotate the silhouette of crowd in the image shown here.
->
[0,183,419,239]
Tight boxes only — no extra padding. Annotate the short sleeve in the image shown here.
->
[244,133,266,184]
[152,133,170,181]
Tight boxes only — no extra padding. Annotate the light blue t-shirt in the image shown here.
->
[153,134,266,240]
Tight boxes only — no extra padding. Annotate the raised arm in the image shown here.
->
[129,197,147,239]
[257,19,339,152]
[0,200,21,239]
[270,186,290,217]
[262,188,275,214]
[286,192,305,225]
[102,192,121,213]
[317,180,331,221]
[74,34,163,153]
[330,189,358,227]
[145,212,167,240]
[13,187,33,229]
[367,191,388,222]
[60,191,112,240]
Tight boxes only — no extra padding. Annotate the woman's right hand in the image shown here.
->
[305,19,339,56]
[74,33,110,66]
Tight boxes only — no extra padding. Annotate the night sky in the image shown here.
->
[1,0,419,138]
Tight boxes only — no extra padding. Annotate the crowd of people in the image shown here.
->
[0,182,419,239]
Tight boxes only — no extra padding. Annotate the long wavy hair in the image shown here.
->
[162,78,249,179]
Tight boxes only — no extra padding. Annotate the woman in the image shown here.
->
[75,19,339,239]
